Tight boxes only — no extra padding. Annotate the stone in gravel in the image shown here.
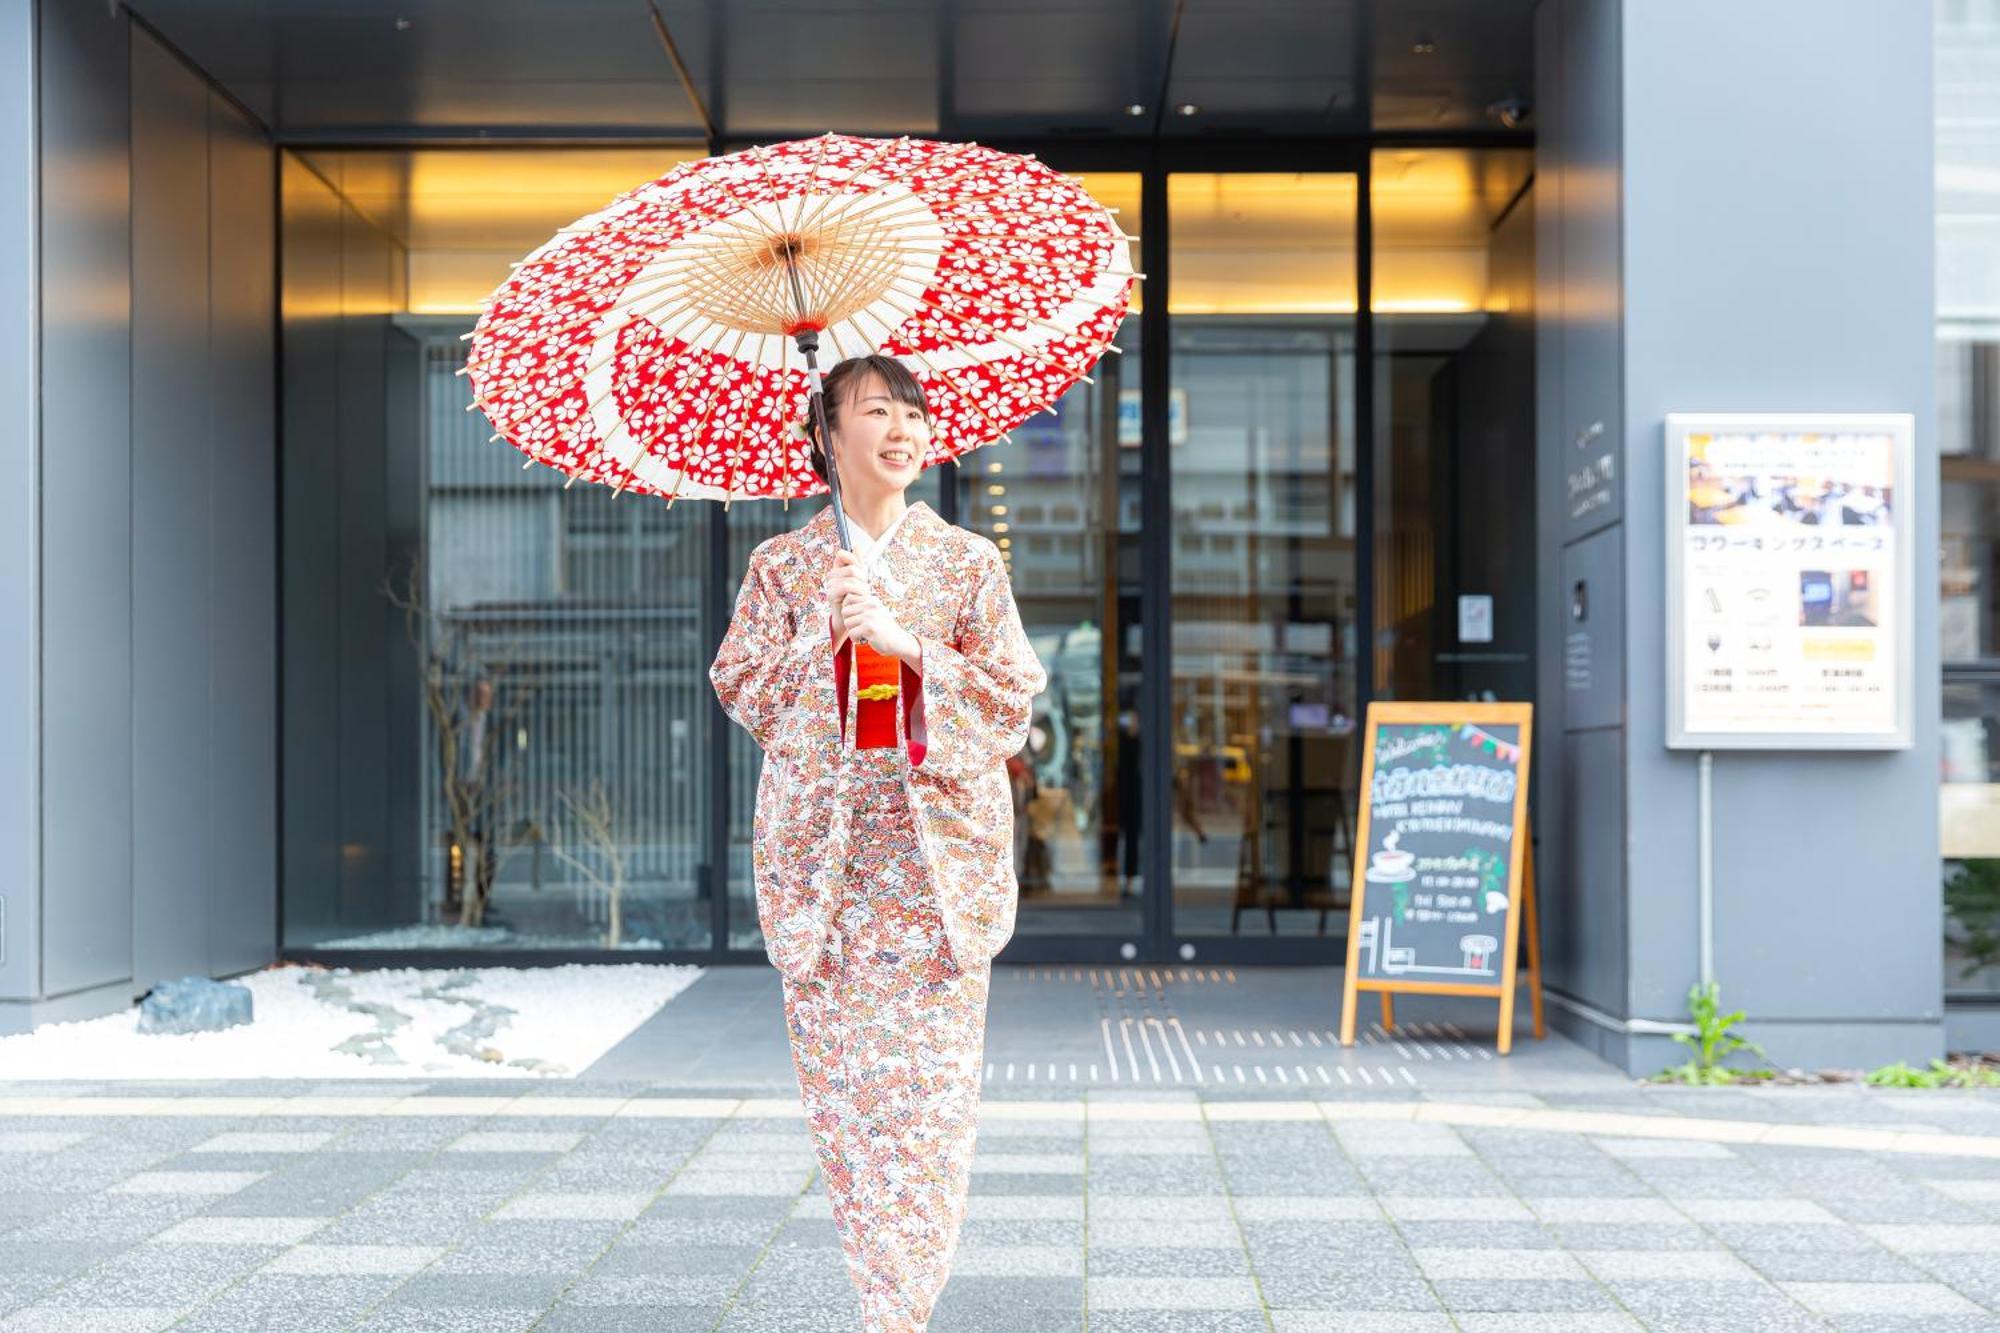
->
[137,977,253,1035]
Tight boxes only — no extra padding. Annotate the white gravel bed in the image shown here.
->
[0,963,702,1080]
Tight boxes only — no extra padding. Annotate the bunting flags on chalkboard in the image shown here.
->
[1458,723,1520,763]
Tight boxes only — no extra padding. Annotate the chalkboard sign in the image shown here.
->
[1338,702,1544,1054]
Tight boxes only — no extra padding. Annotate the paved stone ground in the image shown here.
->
[5,1081,2000,1331]
[586,966,1625,1095]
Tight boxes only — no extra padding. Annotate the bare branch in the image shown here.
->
[548,778,629,948]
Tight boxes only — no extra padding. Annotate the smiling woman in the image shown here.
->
[803,354,936,497]
[710,352,1047,1331]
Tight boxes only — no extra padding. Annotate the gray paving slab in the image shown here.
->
[6,966,2000,1329]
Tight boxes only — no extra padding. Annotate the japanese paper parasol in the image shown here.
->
[462,133,1138,550]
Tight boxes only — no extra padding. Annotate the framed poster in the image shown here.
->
[1666,413,1915,749]
[1338,702,1544,1055]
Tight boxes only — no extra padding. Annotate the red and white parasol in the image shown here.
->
[463,133,1136,544]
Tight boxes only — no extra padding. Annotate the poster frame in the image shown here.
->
[1337,701,1543,1055]
[1665,412,1916,751]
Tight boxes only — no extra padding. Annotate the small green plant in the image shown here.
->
[1866,1058,2000,1089]
[1864,1060,1940,1089]
[1657,982,1767,1085]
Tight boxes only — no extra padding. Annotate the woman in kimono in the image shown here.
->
[709,354,1046,1333]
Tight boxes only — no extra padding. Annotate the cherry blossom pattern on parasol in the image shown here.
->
[461,134,1138,506]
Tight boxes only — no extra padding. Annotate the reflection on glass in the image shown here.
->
[726,494,829,952]
[1938,0,2000,993]
[959,173,1143,938]
[1370,149,1536,704]
[1941,340,2000,663]
[1169,173,1359,939]
[325,340,714,951]
[1944,683,2000,993]
[1939,290,2000,989]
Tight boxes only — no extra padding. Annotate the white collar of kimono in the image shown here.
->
[846,504,912,575]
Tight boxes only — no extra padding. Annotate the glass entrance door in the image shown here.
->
[953,173,1145,946]
[1166,172,1361,951]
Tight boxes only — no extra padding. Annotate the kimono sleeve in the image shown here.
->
[905,540,1048,783]
[709,544,836,756]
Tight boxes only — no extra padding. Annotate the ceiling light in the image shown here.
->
[395,15,412,30]
[990,505,1008,516]
[1126,105,1147,117]
[987,484,1005,496]
[987,461,1003,474]
[1412,34,1436,54]
[1175,104,1199,117]
[993,522,1010,534]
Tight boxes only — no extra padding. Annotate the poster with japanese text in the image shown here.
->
[1667,414,1914,749]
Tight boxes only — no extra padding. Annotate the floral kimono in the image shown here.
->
[709,501,1045,1332]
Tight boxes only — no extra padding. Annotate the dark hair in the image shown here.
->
[804,354,929,486]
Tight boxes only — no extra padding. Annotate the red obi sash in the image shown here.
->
[851,642,899,750]
[830,625,928,765]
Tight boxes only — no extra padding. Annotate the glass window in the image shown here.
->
[1167,172,1359,939]
[725,495,828,952]
[414,342,715,952]
[1370,148,1536,705]
[1940,1,2000,993]
[283,145,718,952]
[955,173,1143,940]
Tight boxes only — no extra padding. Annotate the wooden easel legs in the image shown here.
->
[1346,844,1547,1056]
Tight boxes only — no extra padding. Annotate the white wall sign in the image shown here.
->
[1665,413,1914,750]
[1458,594,1494,644]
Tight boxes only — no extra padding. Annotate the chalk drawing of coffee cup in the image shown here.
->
[1367,849,1415,884]
[1366,832,1416,884]
[1461,934,1499,969]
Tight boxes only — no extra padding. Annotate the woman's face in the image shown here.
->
[829,375,930,498]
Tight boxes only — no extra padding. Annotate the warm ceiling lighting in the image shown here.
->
[992,522,1010,534]
[987,461,1004,474]
[1373,298,1477,314]
[987,484,1006,496]
[990,505,1008,516]
[306,146,707,314]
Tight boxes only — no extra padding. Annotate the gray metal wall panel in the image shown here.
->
[38,0,133,998]
[335,214,393,930]
[130,28,212,989]
[0,0,39,1000]
[207,93,277,977]
[1555,0,1623,545]
[279,155,345,943]
[1535,0,1629,1016]
[1560,529,1624,733]
[382,326,424,921]
[1531,0,1568,1002]
[280,156,412,944]
[1558,726,1628,1016]
[1620,1,1939,1039]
